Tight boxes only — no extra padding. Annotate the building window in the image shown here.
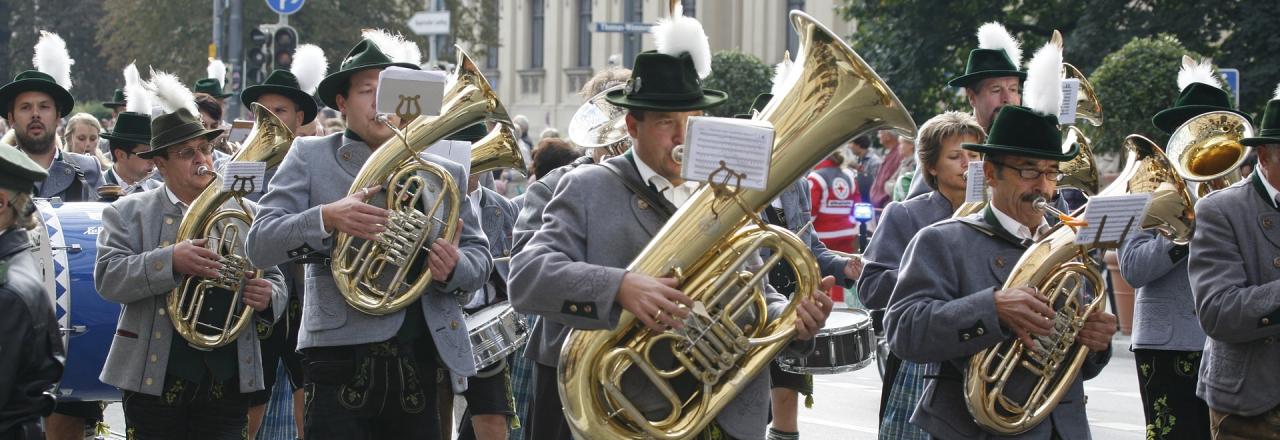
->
[530,0,545,68]
[623,0,643,68]
[683,0,696,17]
[577,0,592,67]
[785,0,805,55]
[486,0,500,69]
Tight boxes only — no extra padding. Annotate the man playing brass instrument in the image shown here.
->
[886,42,1115,439]
[244,32,491,439]
[1189,84,1280,439]
[94,73,287,438]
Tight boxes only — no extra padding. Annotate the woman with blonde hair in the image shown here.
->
[61,113,111,170]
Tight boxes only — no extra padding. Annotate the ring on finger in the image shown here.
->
[652,309,664,323]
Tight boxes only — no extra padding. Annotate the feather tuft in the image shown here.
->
[1273,82,1280,101]
[146,69,197,116]
[362,29,421,66]
[976,22,1021,68]
[1176,56,1220,91]
[291,44,328,95]
[33,30,75,90]
[207,58,226,87]
[123,62,150,114]
[770,53,796,98]
[652,5,712,79]
[1022,41,1063,117]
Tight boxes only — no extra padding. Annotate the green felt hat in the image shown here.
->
[241,70,319,124]
[104,88,126,109]
[100,112,152,148]
[1242,98,1280,147]
[0,143,48,192]
[948,48,1026,88]
[447,123,488,142]
[1152,83,1253,135]
[733,93,773,119]
[963,105,1077,162]
[0,70,75,118]
[316,39,420,110]
[605,51,726,112]
[193,78,234,99]
[139,108,223,159]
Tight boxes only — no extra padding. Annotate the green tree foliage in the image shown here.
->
[1087,35,1199,154]
[6,0,114,102]
[702,51,772,118]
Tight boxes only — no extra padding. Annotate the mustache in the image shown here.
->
[1020,191,1049,203]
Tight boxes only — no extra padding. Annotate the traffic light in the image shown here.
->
[245,25,274,85]
[273,26,298,70]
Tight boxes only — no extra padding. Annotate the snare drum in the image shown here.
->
[29,200,121,401]
[777,308,875,375]
[465,303,529,370]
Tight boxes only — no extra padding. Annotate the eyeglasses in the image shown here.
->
[171,143,215,160]
[990,160,1064,182]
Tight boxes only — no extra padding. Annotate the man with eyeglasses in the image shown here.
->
[885,99,1117,437]
[94,77,287,438]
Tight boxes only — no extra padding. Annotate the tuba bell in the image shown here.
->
[557,11,916,439]
[1166,110,1255,199]
[331,47,509,315]
[169,102,295,349]
[470,123,528,177]
[964,134,1194,434]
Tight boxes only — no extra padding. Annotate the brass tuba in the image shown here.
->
[964,134,1194,434]
[169,103,295,349]
[331,47,508,315]
[1166,110,1255,199]
[558,11,916,439]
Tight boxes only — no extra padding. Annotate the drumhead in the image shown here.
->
[466,303,513,327]
[818,308,871,337]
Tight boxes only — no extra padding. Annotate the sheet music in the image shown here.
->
[965,161,986,203]
[1074,194,1151,244]
[1059,78,1081,125]
[221,161,267,194]
[681,116,774,191]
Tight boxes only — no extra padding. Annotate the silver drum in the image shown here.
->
[777,308,875,375]
[465,303,529,370]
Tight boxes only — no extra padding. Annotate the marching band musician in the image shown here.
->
[235,43,327,440]
[886,41,1115,439]
[859,111,984,439]
[100,64,160,198]
[1188,84,1280,439]
[243,32,491,439]
[509,10,833,440]
[0,32,101,203]
[1116,56,1245,440]
[93,73,287,438]
[0,145,64,440]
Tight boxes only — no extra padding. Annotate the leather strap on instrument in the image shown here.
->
[596,160,675,220]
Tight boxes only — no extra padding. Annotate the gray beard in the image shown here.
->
[16,130,54,155]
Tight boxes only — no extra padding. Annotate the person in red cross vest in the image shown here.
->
[806,150,859,302]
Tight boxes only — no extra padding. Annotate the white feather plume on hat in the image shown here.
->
[207,58,226,88]
[1273,82,1280,101]
[362,29,422,66]
[976,22,1022,68]
[123,62,150,114]
[146,69,197,117]
[33,30,74,90]
[1177,55,1220,91]
[1022,40,1063,118]
[770,53,796,98]
[652,3,712,79]
[291,44,328,95]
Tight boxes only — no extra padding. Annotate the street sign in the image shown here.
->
[1220,68,1240,108]
[265,0,304,15]
[408,11,451,36]
[594,22,654,33]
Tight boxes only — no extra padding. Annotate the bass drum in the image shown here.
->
[28,200,120,402]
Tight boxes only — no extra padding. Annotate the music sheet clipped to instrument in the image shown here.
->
[1074,194,1150,244]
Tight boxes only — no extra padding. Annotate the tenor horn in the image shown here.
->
[1166,110,1255,199]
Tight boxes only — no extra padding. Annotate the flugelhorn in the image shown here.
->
[1166,110,1255,199]
[169,103,294,349]
[558,11,916,439]
[331,47,508,315]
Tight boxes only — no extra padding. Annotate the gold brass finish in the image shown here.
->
[168,102,295,350]
[557,11,916,439]
[1166,111,1255,199]
[331,47,509,316]
[470,123,528,177]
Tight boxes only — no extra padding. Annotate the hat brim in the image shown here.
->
[0,79,74,118]
[1241,136,1280,147]
[316,62,420,110]
[137,127,225,159]
[240,85,319,125]
[103,102,126,109]
[1152,105,1254,135]
[603,89,728,112]
[100,132,150,146]
[962,142,1079,162]
[947,70,1026,88]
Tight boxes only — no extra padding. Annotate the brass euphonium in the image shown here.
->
[470,123,527,177]
[169,103,295,349]
[964,134,1194,434]
[331,47,508,315]
[1166,110,1255,199]
[558,11,916,439]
